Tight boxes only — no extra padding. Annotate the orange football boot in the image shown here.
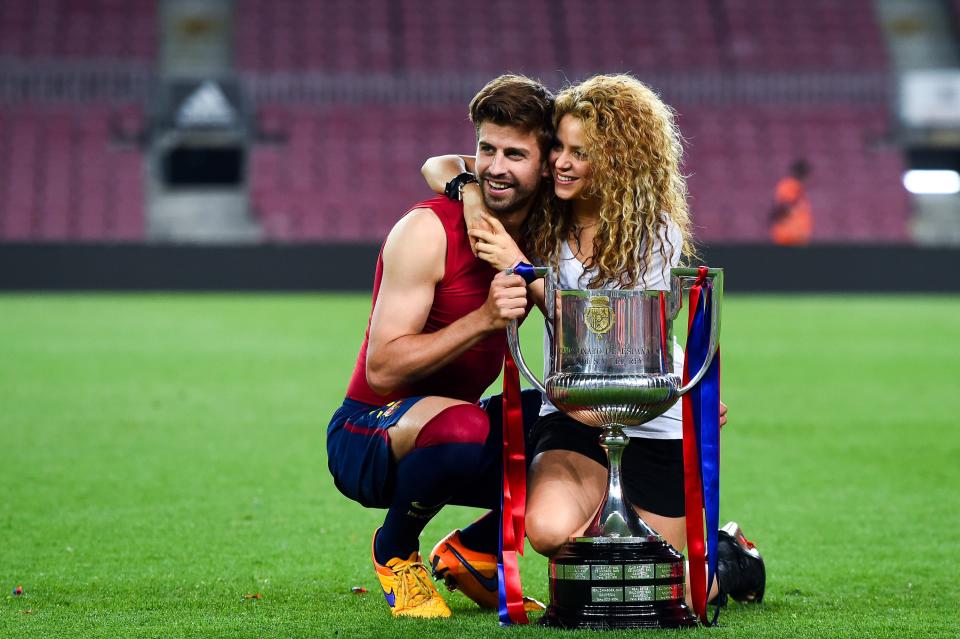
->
[429,529,545,612]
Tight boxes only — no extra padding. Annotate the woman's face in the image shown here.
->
[550,114,593,201]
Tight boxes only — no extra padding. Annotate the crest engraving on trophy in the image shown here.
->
[584,296,613,334]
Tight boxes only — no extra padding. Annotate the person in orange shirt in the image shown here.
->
[770,159,812,245]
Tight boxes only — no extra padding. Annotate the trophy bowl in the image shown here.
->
[507,267,723,629]
[547,372,680,429]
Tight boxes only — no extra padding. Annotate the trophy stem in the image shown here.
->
[583,424,660,540]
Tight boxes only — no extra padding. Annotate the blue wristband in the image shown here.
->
[513,262,539,285]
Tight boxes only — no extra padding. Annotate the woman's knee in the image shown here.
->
[525,511,577,556]
[638,510,686,550]
[524,449,607,556]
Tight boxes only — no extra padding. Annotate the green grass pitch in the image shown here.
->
[1,293,958,638]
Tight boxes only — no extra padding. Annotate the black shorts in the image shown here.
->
[530,411,685,518]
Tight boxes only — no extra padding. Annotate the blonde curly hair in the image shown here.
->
[530,74,696,288]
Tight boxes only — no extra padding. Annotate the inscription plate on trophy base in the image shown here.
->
[544,540,695,629]
[591,587,624,603]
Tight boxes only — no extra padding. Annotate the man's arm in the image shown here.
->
[365,208,527,395]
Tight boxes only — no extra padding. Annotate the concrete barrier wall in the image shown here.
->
[1,243,957,293]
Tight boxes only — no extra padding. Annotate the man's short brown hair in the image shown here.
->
[468,74,555,156]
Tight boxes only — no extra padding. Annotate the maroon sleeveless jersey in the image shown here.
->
[345,197,506,405]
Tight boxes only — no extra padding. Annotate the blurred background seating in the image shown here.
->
[1,0,957,245]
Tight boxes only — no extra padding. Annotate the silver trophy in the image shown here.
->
[507,266,723,629]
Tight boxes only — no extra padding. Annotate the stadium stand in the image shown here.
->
[250,105,476,241]
[233,0,908,243]
[244,103,908,244]
[555,0,723,72]
[0,0,911,244]
[723,0,888,70]
[234,0,885,74]
[0,104,145,241]
[679,105,908,243]
[0,0,156,61]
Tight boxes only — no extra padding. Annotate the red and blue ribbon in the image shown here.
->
[497,353,529,625]
[681,267,722,625]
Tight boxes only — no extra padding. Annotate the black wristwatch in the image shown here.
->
[443,172,479,201]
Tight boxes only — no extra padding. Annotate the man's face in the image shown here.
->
[474,122,548,216]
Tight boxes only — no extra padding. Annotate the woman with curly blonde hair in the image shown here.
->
[501,73,705,559]
[530,73,695,289]
[422,73,762,607]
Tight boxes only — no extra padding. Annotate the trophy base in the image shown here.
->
[542,537,697,630]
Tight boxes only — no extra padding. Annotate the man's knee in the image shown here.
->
[414,403,490,448]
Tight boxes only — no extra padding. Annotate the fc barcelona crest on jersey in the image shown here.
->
[584,296,613,335]
[381,400,401,418]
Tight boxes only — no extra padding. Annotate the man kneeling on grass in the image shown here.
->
[325,75,552,618]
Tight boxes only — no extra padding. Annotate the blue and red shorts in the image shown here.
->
[326,391,541,509]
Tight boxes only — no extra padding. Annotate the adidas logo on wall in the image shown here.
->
[176,80,236,128]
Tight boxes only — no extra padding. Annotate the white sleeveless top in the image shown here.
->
[538,221,684,440]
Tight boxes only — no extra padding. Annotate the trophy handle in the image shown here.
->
[670,267,724,396]
[505,265,551,395]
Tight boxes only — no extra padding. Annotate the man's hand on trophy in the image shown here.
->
[720,401,728,428]
[468,213,526,271]
[483,271,528,330]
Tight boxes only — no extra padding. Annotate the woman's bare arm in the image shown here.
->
[420,155,476,193]
[421,154,489,254]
